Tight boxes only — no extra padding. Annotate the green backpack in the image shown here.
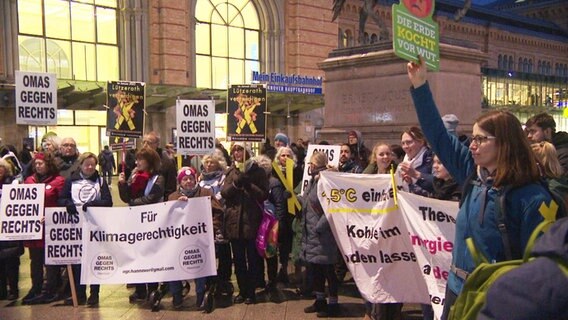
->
[448,218,568,320]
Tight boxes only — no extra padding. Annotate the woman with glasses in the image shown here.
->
[407,57,552,319]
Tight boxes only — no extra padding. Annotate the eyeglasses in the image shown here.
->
[470,135,496,145]
[401,140,415,146]
[62,143,76,148]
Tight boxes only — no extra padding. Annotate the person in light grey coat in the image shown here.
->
[300,151,340,317]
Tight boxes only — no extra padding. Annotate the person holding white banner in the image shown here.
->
[407,56,552,320]
[22,152,66,305]
[0,159,23,301]
[396,127,434,197]
[362,142,395,175]
[58,152,113,306]
[198,153,234,298]
[168,166,223,310]
[301,151,340,318]
[118,147,165,307]
[360,144,403,320]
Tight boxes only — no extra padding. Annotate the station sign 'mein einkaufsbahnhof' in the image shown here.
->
[251,71,323,95]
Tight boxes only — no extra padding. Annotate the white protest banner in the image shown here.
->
[318,172,457,319]
[176,100,216,155]
[45,207,82,265]
[300,144,341,195]
[397,191,458,317]
[318,172,428,303]
[0,184,45,240]
[16,71,58,125]
[81,198,216,285]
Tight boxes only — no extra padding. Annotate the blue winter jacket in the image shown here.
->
[410,82,550,295]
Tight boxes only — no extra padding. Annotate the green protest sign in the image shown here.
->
[392,0,439,71]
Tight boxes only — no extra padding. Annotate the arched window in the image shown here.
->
[498,54,502,69]
[528,59,533,73]
[523,58,528,73]
[195,0,261,89]
[518,57,522,72]
[342,29,353,48]
[508,56,513,71]
[347,29,354,47]
[538,60,542,74]
[370,33,378,44]
[547,62,551,75]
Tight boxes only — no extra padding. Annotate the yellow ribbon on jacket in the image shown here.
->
[272,158,301,215]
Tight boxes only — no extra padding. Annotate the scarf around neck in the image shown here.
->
[403,146,428,169]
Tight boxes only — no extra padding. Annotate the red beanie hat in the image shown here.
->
[34,152,46,161]
[177,167,197,183]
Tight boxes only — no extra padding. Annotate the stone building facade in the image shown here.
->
[0,0,566,151]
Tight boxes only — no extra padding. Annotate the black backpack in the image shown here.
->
[98,152,107,167]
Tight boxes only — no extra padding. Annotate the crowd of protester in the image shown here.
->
[1,60,568,318]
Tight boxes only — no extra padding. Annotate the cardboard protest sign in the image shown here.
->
[318,172,457,319]
[110,137,136,152]
[81,198,216,284]
[0,184,45,240]
[392,0,440,70]
[300,144,341,195]
[106,81,145,139]
[227,85,267,142]
[176,100,216,155]
[16,71,58,125]
[45,207,83,265]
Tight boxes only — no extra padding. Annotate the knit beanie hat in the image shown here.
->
[274,133,289,146]
[230,142,245,152]
[177,166,197,183]
[34,152,46,161]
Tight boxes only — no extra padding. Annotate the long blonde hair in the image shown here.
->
[531,141,563,178]
[368,142,392,174]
